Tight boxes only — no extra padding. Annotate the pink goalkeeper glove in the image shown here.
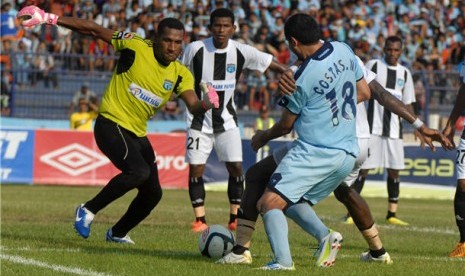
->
[200,82,219,109]
[17,5,59,28]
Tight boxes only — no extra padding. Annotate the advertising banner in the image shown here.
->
[204,140,457,187]
[1,128,457,188]
[33,130,188,188]
[0,129,34,184]
[365,145,457,186]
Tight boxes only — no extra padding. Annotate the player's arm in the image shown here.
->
[180,83,219,115]
[17,5,113,44]
[277,61,302,96]
[369,80,453,151]
[251,108,297,152]
[267,60,288,74]
[443,83,465,147]
[356,78,371,103]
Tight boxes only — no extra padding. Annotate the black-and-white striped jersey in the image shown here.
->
[460,59,465,130]
[365,59,415,139]
[181,37,272,134]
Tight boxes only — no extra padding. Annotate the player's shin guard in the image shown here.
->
[387,177,400,204]
[361,224,384,252]
[233,211,256,253]
[228,175,244,205]
[454,185,465,242]
[189,176,205,208]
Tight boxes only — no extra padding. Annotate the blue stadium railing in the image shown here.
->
[1,52,460,130]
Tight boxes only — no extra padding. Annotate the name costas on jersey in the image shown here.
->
[313,58,357,95]
[128,83,164,108]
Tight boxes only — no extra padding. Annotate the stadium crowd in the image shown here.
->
[1,0,465,114]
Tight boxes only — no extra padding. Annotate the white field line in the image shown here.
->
[337,254,465,262]
[319,216,458,235]
[1,246,82,253]
[0,254,114,276]
[377,224,457,235]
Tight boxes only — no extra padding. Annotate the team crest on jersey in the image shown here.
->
[163,80,174,90]
[397,78,405,87]
[116,32,134,40]
[227,64,236,73]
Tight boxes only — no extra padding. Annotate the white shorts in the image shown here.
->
[342,137,369,186]
[361,134,405,170]
[457,138,465,180]
[185,128,243,164]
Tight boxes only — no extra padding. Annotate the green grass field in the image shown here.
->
[1,185,464,275]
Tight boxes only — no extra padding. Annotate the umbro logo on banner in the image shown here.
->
[40,143,110,176]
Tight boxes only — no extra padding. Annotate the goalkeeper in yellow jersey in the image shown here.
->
[18,5,219,244]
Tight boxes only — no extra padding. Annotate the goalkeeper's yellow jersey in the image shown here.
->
[99,31,194,137]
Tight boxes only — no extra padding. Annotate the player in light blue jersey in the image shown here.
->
[250,14,373,270]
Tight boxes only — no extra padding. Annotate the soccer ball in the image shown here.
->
[198,224,235,259]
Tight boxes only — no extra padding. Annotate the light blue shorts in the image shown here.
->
[269,140,356,205]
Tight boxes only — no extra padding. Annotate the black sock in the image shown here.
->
[386,211,396,219]
[455,188,465,242]
[369,247,386,258]
[459,228,465,243]
[232,245,248,254]
[196,216,206,224]
[229,213,237,224]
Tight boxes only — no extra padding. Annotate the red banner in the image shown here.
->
[33,130,188,189]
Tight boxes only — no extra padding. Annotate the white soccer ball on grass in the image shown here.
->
[198,224,235,259]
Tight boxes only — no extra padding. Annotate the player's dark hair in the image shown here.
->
[284,13,320,45]
[210,8,235,26]
[157,18,185,35]
[385,35,403,48]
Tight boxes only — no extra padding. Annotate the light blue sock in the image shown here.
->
[262,209,293,267]
[285,203,329,242]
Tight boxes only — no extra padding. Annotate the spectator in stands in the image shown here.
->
[276,41,290,66]
[1,2,19,41]
[12,39,31,88]
[88,38,114,72]
[0,39,12,90]
[0,69,11,116]
[248,70,270,112]
[69,82,98,117]
[254,104,274,162]
[70,98,98,131]
[126,18,146,39]
[160,93,181,120]
[126,1,142,20]
[32,41,57,88]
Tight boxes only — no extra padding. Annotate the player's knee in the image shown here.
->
[387,169,399,179]
[334,184,350,204]
[137,181,163,211]
[226,162,243,177]
[358,169,369,178]
[123,166,151,188]
[458,179,465,192]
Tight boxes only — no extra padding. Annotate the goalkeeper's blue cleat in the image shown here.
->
[106,229,135,244]
[74,204,94,238]
[315,230,343,267]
